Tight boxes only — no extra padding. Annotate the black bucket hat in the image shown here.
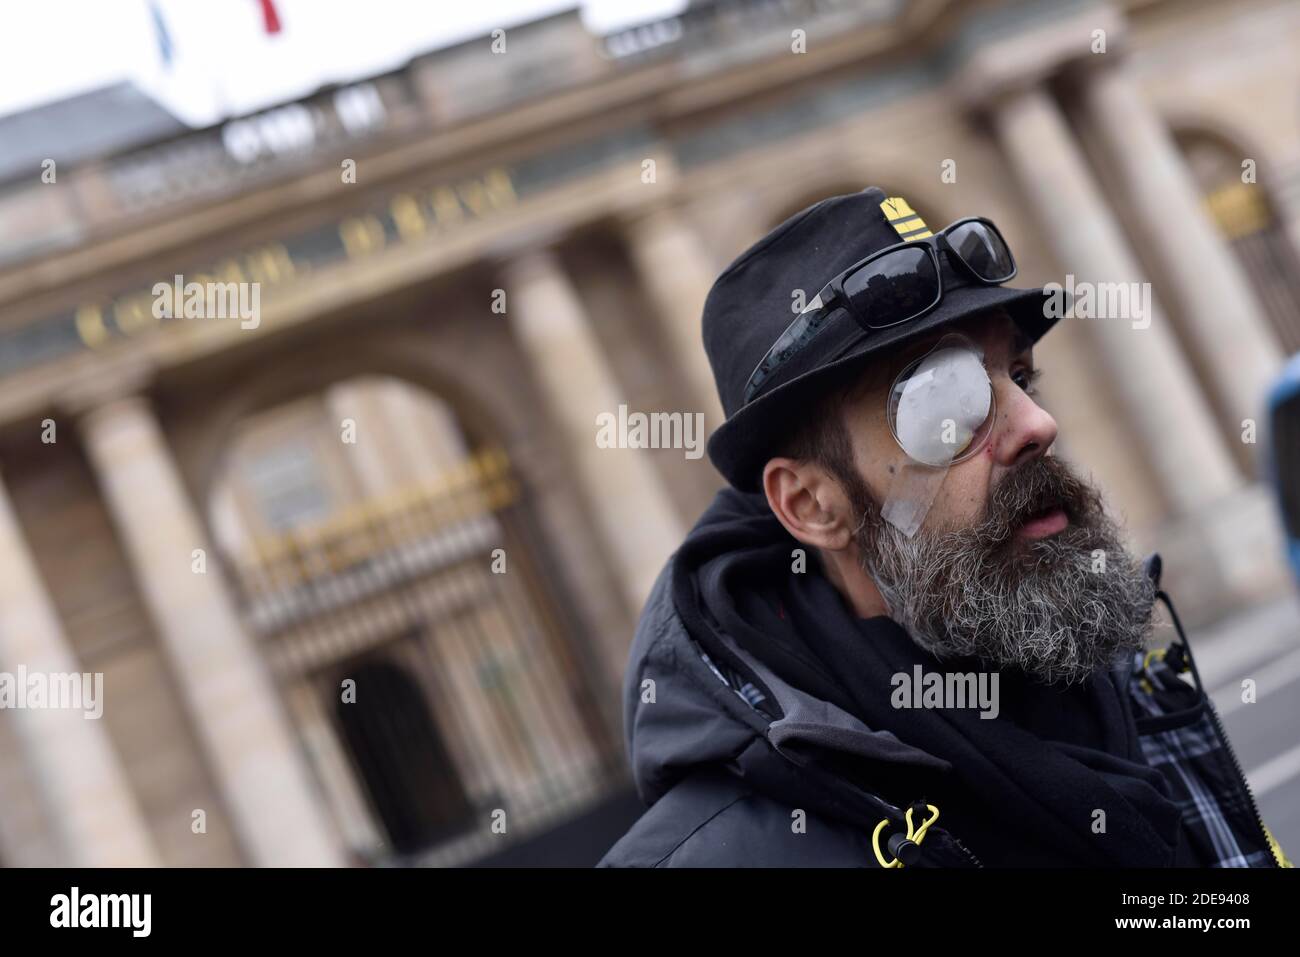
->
[703,186,1062,491]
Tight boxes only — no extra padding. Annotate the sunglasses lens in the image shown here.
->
[843,246,940,330]
[946,220,1014,282]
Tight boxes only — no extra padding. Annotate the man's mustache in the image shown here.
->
[978,455,1100,545]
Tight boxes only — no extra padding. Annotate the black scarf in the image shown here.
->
[676,487,1198,867]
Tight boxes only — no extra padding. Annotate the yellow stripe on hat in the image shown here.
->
[880,196,930,239]
[880,197,918,221]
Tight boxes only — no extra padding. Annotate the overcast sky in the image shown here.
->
[0,0,686,124]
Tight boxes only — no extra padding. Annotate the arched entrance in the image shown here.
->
[1175,127,1300,353]
[206,374,623,865]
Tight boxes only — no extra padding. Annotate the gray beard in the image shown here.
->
[851,457,1156,686]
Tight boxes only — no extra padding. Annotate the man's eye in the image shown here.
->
[1013,367,1042,395]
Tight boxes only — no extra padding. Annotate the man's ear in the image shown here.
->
[762,457,854,551]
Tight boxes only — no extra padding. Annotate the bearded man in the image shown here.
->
[598,188,1287,868]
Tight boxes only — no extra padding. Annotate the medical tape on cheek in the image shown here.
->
[879,337,993,538]
[880,460,950,539]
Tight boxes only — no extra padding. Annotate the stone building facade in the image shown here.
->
[0,0,1296,866]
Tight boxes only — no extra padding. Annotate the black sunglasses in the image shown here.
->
[742,216,1017,404]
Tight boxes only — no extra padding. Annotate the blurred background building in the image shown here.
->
[0,0,1297,867]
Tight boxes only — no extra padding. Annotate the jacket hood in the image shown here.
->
[621,485,950,813]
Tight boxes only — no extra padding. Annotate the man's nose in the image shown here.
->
[990,378,1057,468]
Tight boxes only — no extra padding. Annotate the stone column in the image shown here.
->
[79,394,344,867]
[621,205,727,432]
[987,84,1240,515]
[502,248,685,613]
[1072,59,1283,440]
[0,472,158,866]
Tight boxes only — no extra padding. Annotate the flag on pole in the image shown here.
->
[258,0,283,35]
[148,0,174,67]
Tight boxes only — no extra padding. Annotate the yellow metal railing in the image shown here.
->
[240,445,519,589]
[1205,182,1272,241]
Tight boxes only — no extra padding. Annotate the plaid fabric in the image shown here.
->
[699,648,771,713]
[1128,647,1286,868]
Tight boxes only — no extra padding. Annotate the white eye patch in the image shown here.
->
[890,344,992,467]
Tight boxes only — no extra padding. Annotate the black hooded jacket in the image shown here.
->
[597,486,1280,868]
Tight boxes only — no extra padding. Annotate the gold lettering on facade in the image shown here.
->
[75,304,110,348]
[390,193,428,241]
[458,179,492,215]
[339,215,386,258]
[60,169,516,355]
[114,292,159,334]
[483,167,517,207]
[430,186,465,227]
[213,259,246,284]
[244,243,295,285]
